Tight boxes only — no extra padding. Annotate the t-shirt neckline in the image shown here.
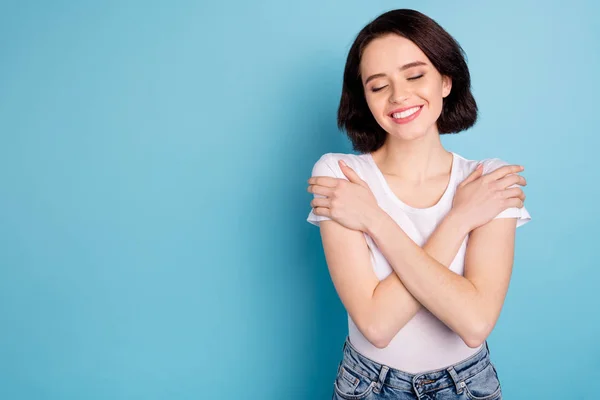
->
[365,151,458,213]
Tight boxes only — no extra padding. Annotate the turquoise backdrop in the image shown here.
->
[1,1,598,399]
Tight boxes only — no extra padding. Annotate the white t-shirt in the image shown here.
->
[306,151,531,373]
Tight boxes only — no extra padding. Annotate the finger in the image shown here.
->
[307,184,334,198]
[313,206,331,217]
[496,174,527,189]
[501,187,525,201]
[310,198,331,209]
[485,164,524,182]
[307,176,339,187]
[339,160,365,186]
[504,197,524,209]
[459,163,483,187]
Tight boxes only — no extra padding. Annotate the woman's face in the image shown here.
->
[359,33,452,141]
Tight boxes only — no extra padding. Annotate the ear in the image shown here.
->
[442,75,452,98]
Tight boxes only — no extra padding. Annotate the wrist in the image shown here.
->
[365,206,389,237]
[445,210,473,237]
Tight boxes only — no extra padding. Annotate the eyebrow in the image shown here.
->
[363,61,428,85]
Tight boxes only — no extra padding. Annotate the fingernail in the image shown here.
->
[340,160,347,167]
[476,163,482,169]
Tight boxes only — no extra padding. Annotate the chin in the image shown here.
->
[387,126,429,141]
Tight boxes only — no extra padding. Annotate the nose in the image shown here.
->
[389,83,409,104]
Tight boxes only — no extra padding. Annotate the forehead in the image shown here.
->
[360,34,428,74]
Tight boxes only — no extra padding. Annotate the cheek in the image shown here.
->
[415,80,438,99]
[417,82,444,110]
[365,95,386,118]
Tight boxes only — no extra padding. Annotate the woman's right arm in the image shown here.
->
[319,210,469,349]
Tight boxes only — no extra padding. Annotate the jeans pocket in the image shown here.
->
[333,363,376,400]
[462,362,502,400]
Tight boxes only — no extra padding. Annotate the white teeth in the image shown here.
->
[392,106,420,119]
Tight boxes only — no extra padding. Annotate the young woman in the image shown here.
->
[306,9,531,400]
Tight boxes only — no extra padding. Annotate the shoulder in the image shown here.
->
[452,152,516,177]
[479,157,516,174]
[310,152,367,179]
[452,152,532,226]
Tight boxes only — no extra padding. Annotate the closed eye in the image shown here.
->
[371,74,425,92]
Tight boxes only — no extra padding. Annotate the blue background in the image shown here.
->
[1,1,598,399]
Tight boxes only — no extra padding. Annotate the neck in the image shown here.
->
[370,129,452,183]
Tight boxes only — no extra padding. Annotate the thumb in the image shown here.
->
[339,160,365,186]
[459,163,483,187]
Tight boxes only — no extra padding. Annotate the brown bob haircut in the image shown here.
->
[337,9,478,153]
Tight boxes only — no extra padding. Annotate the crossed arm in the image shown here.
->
[320,210,516,349]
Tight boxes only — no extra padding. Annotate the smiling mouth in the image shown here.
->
[389,105,423,124]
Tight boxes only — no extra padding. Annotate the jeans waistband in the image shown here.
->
[339,336,493,396]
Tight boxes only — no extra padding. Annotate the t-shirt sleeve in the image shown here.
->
[306,153,339,227]
[482,158,532,228]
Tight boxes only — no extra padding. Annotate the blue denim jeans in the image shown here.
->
[332,336,502,400]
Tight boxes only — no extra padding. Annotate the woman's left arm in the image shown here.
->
[366,211,517,348]
[309,159,527,348]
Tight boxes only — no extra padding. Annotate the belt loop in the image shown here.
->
[446,366,464,395]
[338,337,349,374]
[373,365,389,394]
